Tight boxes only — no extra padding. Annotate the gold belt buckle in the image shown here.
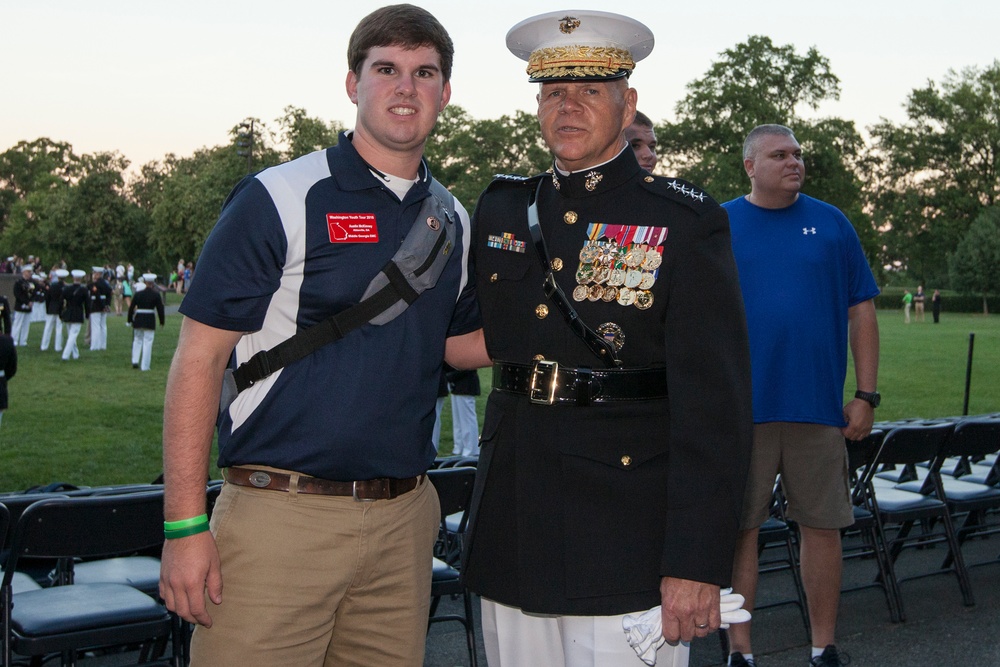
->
[529,360,559,405]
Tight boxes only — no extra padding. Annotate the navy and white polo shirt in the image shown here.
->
[181,134,479,480]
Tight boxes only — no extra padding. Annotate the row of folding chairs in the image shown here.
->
[0,481,226,667]
[745,413,1000,639]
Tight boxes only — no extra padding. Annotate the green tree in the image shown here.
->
[869,61,1000,287]
[656,35,843,202]
[0,138,81,235]
[1,151,149,268]
[277,105,344,160]
[424,105,549,207]
[949,206,1000,314]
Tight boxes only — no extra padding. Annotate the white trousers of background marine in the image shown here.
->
[40,314,64,351]
[131,328,155,371]
[11,311,30,346]
[62,323,82,360]
[89,311,107,350]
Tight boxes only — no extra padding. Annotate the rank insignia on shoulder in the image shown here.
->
[665,179,707,202]
[487,232,527,253]
[492,173,533,182]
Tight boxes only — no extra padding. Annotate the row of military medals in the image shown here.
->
[572,238,660,309]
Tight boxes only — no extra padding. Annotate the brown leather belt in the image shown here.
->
[224,467,422,501]
[492,360,668,406]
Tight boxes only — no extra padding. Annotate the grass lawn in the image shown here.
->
[0,300,996,492]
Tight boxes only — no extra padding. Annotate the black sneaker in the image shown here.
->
[730,652,757,667]
[810,645,851,666]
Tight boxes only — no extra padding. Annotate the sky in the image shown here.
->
[3,1,999,170]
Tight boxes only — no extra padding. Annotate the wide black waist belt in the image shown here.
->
[492,360,668,406]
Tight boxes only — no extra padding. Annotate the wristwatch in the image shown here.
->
[855,390,881,408]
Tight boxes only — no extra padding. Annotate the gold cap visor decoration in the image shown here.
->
[506,10,654,83]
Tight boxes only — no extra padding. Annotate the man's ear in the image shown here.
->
[743,157,755,179]
[346,70,359,105]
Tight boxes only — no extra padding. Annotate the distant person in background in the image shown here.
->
[902,289,912,323]
[176,259,185,294]
[41,269,68,352]
[913,285,925,322]
[11,264,36,346]
[625,109,658,172]
[61,270,91,361]
[932,289,942,323]
[183,262,193,293]
[30,273,47,323]
[128,273,165,371]
[88,266,113,350]
[446,367,480,456]
[0,332,16,429]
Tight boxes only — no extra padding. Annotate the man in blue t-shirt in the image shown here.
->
[723,124,880,667]
[158,6,483,666]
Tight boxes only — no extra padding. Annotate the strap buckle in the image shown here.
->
[529,360,560,405]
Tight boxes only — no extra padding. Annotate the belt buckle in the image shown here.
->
[353,481,376,502]
[529,360,559,405]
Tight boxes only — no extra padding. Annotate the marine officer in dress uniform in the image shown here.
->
[61,270,91,361]
[128,273,165,371]
[460,11,753,666]
[11,265,36,346]
[41,268,68,352]
[88,266,113,350]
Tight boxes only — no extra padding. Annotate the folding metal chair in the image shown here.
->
[427,466,478,667]
[855,422,974,621]
[0,491,178,667]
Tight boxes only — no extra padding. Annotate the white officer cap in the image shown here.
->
[506,10,654,82]
[71,269,86,278]
[55,269,70,278]
[91,266,103,273]
[141,273,157,282]
[21,264,34,273]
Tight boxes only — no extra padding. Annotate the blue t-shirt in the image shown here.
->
[724,194,879,427]
[181,134,480,480]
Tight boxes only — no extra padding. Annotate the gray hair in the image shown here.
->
[743,124,797,160]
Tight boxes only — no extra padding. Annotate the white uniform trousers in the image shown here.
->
[11,311,31,346]
[131,328,155,371]
[482,598,690,667]
[31,301,46,322]
[450,393,479,456]
[89,311,107,350]
[40,314,64,351]
[62,323,82,360]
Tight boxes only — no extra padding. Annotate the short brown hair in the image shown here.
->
[743,124,797,160]
[631,110,654,128]
[348,4,454,82]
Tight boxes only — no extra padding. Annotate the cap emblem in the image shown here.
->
[559,16,581,33]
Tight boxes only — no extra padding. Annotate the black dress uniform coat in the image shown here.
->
[463,148,753,616]
[12,277,34,313]
[88,278,113,313]
[127,286,165,330]
[60,284,91,323]
[45,280,64,316]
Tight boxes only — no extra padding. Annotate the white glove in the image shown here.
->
[622,588,751,666]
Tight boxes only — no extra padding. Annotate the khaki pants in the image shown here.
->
[191,472,439,667]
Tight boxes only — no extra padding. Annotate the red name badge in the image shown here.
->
[327,213,379,243]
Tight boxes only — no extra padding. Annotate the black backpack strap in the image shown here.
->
[229,179,457,395]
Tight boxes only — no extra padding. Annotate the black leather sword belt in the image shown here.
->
[225,467,422,501]
[492,360,668,406]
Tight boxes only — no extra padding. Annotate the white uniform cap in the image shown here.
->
[92,266,104,273]
[506,10,654,82]
[142,273,157,282]
[55,269,70,278]
[21,264,34,273]
[71,269,86,278]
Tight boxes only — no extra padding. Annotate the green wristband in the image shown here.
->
[164,514,208,531]
[164,522,211,540]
